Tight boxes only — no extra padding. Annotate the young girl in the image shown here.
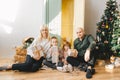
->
[43,36,60,69]
[57,41,76,72]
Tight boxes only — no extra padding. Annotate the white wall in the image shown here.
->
[47,0,61,36]
[73,0,85,40]
[45,0,61,35]
[85,0,120,38]
[0,0,44,58]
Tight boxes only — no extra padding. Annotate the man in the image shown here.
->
[67,27,96,79]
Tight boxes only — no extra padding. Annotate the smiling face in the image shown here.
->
[51,37,58,46]
[40,26,49,39]
[63,41,71,51]
[64,45,69,51]
[76,27,85,39]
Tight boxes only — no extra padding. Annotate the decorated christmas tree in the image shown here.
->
[96,0,120,59]
[111,12,120,56]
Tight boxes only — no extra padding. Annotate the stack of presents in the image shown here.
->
[14,37,34,63]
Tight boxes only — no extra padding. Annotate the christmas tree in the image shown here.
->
[111,12,120,56]
[96,0,119,59]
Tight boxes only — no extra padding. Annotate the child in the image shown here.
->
[57,41,78,72]
[43,36,60,69]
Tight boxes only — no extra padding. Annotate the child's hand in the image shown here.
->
[51,46,59,56]
[62,58,65,62]
[39,46,43,50]
[69,49,78,57]
[64,60,68,65]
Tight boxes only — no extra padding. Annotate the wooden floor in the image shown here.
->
[0,58,120,80]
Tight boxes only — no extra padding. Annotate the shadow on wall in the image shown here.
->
[85,0,107,38]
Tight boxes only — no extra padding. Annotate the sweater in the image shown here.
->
[74,34,96,56]
[27,36,51,58]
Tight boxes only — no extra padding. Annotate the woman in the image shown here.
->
[0,25,51,72]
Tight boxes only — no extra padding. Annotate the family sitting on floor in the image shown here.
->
[0,25,96,79]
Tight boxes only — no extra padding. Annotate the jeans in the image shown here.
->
[12,55,44,72]
[67,51,96,68]
[43,59,56,69]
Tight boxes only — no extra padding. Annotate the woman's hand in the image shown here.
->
[33,50,41,60]
[84,49,90,62]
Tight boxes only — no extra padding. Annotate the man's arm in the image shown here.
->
[87,35,96,51]
[85,35,96,62]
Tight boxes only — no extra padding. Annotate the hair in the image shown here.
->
[39,24,50,41]
[76,27,85,34]
[51,36,57,40]
[62,41,71,51]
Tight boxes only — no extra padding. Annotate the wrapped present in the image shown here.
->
[105,64,115,69]
[15,46,27,55]
[114,57,120,67]
[110,56,120,67]
[14,55,26,63]
[68,49,78,57]
[110,56,116,64]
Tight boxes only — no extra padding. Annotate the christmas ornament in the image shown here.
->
[106,24,109,28]
[111,11,114,14]
[102,24,105,27]
[109,18,112,21]
[117,37,120,44]
[113,3,115,5]
[97,36,101,42]
[112,34,115,38]
[104,40,108,43]
[96,46,99,49]
[97,29,101,32]
[102,31,105,35]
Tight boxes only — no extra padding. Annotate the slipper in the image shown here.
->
[0,65,9,71]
